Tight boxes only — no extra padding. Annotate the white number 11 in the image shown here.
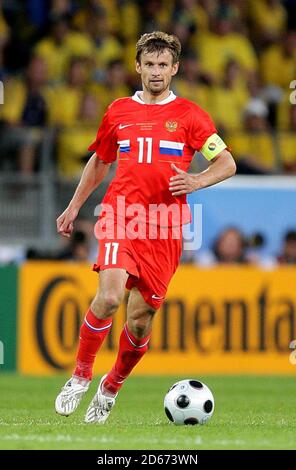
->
[137,137,152,163]
[104,242,119,265]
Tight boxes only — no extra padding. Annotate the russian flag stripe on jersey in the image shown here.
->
[118,140,130,152]
[159,140,185,156]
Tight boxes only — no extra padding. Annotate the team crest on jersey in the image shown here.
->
[165,120,178,132]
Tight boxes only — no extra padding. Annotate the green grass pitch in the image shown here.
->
[0,374,295,450]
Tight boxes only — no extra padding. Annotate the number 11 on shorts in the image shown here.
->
[104,242,119,265]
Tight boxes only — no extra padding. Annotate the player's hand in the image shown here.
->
[169,164,200,196]
[56,206,79,238]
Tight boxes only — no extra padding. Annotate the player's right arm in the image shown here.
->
[57,154,111,238]
[57,103,118,238]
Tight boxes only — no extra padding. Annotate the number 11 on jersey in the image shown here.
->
[137,137,152,163]
[104,242,119,265]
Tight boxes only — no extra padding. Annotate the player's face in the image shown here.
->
[136,49,179,96]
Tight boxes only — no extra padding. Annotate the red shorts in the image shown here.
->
[93,220,182,309]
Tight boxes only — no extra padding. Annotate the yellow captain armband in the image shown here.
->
[200,133,227,161]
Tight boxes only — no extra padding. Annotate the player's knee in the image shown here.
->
[129,311,155,338]
[130,321,147,338]
[92,291,123,316]
[101,292,122,314]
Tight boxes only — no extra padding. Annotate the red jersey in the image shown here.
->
[88,91,225,227]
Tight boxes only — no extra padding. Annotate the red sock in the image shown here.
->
[73,308,112,381]
[103,323,150,395]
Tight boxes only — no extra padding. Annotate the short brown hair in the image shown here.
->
[136,31,181,64]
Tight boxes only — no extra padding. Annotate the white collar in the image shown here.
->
[132,90,177,105]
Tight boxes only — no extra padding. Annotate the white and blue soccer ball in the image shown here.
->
[164,379,215,425]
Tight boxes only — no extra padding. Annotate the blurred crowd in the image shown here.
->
[0,0,295,176]
[190,227,296,266]
[1,219,295,266]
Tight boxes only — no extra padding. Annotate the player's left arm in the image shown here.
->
[169,149,236,197]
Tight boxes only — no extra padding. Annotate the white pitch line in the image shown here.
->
[212,439,246,446]
[1,434,116,444]
[1,433,199,447]
[0,421,86,426]
[2,434,292,449]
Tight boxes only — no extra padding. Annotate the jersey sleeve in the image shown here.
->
[188,105,227,161]
[88,106,118,163]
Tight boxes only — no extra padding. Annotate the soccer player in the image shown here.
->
[55,31,236,423]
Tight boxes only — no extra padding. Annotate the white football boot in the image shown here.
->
[55,377,90,416]
[84,374,117,424]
